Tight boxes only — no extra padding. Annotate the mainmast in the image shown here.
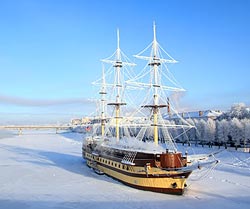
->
[151,23,166,145]
[129,23,192,150]
[102,29,135,141]
[111,29,126,141]
[141,23,167,145]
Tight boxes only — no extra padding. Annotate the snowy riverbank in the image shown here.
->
[0,131,249,209]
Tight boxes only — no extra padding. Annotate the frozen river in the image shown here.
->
[0,130,249,209]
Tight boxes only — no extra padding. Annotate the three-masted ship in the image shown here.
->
[82,24,195,195]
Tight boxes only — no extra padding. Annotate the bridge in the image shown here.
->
[0,125,73,135]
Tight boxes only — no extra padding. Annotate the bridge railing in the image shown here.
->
[0,125,72,135]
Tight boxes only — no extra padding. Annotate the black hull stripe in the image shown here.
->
[99,152,154,166]
[94,160,192,179]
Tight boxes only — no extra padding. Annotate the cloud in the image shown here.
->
[0,93,94,107]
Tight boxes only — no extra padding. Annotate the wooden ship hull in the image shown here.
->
[82,141,192,195]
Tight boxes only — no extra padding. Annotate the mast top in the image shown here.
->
[153,22,156,43]
[117,29,120,51]
[153,22,157,57]
[101,29,135,66]
[99,64,107,95]
[116,28,121,61]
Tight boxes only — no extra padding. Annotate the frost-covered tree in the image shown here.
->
[193,118,201,144]
[186,118,196,142]
[197,119,207,144]
[205,118,216,143]
[215,120,221,144]
[216,120,227,145]
[230,103,247,119]
[227,118,243,147]
[242,118,250,147]
[219,103,250,120]
[166,103,250,147]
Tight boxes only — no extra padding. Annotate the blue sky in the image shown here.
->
[0,0,249,123]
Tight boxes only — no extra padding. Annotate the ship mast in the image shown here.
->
[99,64,107,136]
[102,29,131,141]
[112,29,125,141]
[129,23,194,149]
[141,23,167,145]
[151,23,166,145]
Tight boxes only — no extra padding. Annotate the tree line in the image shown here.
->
[172,103,250,148]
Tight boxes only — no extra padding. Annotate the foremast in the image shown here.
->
[99,65,107,136]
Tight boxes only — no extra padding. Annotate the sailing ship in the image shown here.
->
[82,24,199,195]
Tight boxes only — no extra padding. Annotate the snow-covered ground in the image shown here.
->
[0,130,249,209]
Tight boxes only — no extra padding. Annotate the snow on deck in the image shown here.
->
[0,130,249,209]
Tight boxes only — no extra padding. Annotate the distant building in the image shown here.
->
[71,117,91,126]
[71,119,82,126]
[163,110,223,120]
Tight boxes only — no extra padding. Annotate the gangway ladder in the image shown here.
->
[121,151,137,165]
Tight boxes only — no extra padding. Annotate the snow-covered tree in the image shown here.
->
[230,103,247,119]
[165,103,250,148]
[216,120,226,145]
[193,118,201,144]
[230,118,243,146]
[219,103,250,120]
[242,118,250,147]
[205,118,216,143]
[186,118,196,142]
[197,119,207,144]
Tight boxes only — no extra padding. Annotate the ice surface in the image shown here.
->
[0,130,249,209]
